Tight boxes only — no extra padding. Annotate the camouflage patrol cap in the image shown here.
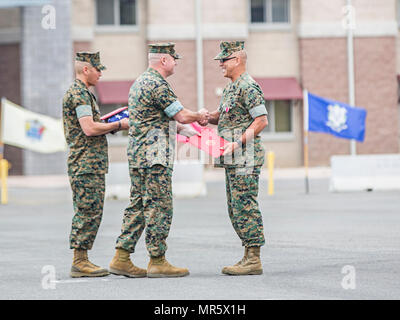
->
[214,41,245,60]
[75,51,106,71]
[148,42,181,59]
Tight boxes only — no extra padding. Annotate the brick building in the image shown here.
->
[0,0,399,175]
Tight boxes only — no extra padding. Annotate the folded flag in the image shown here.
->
[101,106,128,123]
[307,92,367,142]
[101,107,228,157]
[177,122,228,158]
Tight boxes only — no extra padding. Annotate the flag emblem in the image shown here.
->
[25,119,46,141]
[326,104,348,133]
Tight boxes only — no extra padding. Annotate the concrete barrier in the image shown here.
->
[105,161,206,200]
[171,160,207,198]
[330,154,400,192]
[105,162,130,200]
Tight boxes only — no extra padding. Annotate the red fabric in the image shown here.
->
[177,122,228,158]
[95,81,134,105]
[253,77,303,100]
[100,106,128,121]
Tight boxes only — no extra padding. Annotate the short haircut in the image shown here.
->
[236,50,247,61]
[148,52,171,65]
[75,60,93,75]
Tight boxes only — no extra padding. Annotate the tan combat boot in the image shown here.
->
[70,249,110,278]
[221,246,263,276]
[109,248,147,278]
[221,247,249,274]
[147,255,190,278]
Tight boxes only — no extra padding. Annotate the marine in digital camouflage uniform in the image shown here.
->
[109,43,208,278]
[63,51,127,278]
[208,41,268,275]
[116,65,179,257]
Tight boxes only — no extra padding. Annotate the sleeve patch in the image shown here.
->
[164,100,184,118]
[249,104,268,119]
[76,105,93,119]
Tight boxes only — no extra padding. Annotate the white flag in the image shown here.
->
[0,98,67,153]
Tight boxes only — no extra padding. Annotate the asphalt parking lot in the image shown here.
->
[0,171,399,300]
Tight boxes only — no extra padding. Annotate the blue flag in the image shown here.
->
[307,92,367,142]
[107,109,129,123]
[100,106,129,123]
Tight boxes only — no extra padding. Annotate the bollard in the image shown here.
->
[267,151,275,196]
[0,159,9,205]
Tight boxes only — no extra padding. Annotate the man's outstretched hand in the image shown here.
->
[178,123,201,138]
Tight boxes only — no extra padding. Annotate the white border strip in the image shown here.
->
[71,26,94,41]
[147,23,248,40]
[298,21,398,38]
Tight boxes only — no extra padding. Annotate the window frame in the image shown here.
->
[261,99,295,141]
[249,0,292,32]
[95,0,139,33]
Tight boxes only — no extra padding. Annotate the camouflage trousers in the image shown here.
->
[115,164,173,257]
[225,166,265,247]
[69,173,105,250]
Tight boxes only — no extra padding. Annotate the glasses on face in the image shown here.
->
[219,56,237,63]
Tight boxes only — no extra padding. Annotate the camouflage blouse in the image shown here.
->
[62,79,108,176]
[215,72,267,168]
[127,68,183,169]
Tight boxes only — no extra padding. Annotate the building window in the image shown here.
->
[250,0,290,24]
[96,0,137,26]
[263,100,293,136]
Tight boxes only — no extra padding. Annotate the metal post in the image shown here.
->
[267,151,275,196]
[303,89,310,194]
[195,0,204,112]
[0,159,9,205]
[346,0,357,155]
[195,0,205,164]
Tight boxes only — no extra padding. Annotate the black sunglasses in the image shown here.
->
[219,56,237,63]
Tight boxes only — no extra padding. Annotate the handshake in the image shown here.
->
[177,108,211,138]
[197,108,211,126]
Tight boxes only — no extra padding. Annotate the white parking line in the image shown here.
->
[53,278,111,284]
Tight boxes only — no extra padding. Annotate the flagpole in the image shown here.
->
[195,0,205,165]
[0,97,4,160]
[303,89,310,194]
[346,0,356,155]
